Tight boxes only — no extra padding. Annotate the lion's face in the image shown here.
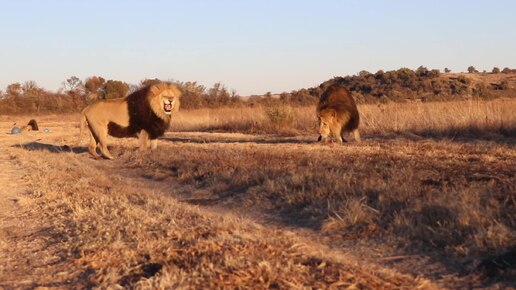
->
[160,95,177,115]
[317,110,335,142]
[149,83,182,119]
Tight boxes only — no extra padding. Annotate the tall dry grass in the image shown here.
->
[359,98,515,137]
[172,99,516,138]
[172,106,317,135]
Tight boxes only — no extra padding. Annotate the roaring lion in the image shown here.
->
[79,82,182,159]
[317,84,360,143]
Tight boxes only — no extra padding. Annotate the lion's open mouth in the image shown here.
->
[163,100,173,114]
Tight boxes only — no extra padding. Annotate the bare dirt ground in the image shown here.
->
[0,124,81,287]
[0,117,514,289]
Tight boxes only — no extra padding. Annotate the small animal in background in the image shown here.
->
[21,119,39,132]
[11,119,39,134]
[316,84,361,143]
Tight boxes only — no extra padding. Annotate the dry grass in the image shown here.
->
[359,99,515,137]
[0,98,515,288]
[172,99,516,139]
[124,137,514,256]
[5,143,419,289]
[172,106,317,136]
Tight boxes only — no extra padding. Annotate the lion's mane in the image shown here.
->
[107,84,180,139]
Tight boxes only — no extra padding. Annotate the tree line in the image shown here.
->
[0,77,245,114]
[1,66,515,114]
[323,66,516,103]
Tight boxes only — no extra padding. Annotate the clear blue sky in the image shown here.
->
[1,0,515,96]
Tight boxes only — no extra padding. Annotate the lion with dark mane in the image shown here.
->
[79,82,182,159]
[317,84,360,143]
[21,119,39,132]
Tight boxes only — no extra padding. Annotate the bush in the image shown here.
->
[264,104,296,129]
[467,66,478,73]
[102,80,129,99]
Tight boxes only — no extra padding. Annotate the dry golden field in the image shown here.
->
[0,99,515,289]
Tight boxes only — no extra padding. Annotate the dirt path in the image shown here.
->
[0,129,76,288]
[0,133,34,286]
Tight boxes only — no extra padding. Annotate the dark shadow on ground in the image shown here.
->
[362,129,514,145]
[165,126,515,146]
[161,135,317,145]
[406,126,515,145]
[13,142,88,154]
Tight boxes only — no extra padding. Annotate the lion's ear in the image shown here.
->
[149,83,163,95]
[329,109,336,118]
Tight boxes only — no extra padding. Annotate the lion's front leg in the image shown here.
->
[331,123,344,143]
[150,139,158,150]
[138,130,151,150]
[352,129,361,142]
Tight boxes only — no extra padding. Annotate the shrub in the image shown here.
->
[102,80,129,99]
[467,66,478,73]
[264,104,296,129]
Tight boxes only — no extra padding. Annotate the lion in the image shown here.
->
[79,82,182,159]
[21,119,39,132]
[317,84,360,143]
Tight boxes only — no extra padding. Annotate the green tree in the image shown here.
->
[467,66,477,73]
[492,67,500,74]
[444,68,451,73]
